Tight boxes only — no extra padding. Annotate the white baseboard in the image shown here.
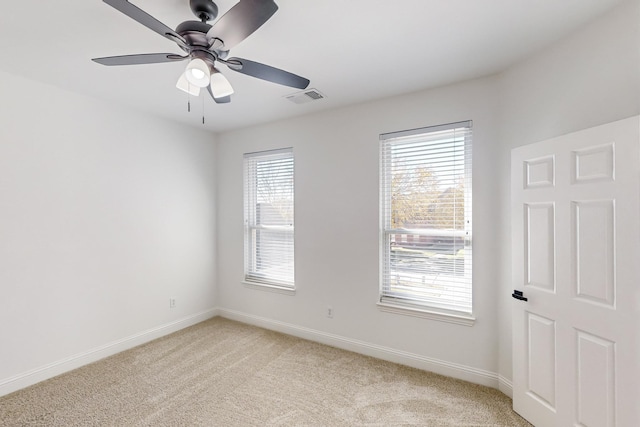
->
[217,308,501,390]
[2,308,512,399]
[498,375,513,398]
[0,308,218,398]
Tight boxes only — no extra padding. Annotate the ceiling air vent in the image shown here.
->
[285,88,326,104]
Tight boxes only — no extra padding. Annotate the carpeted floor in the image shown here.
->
[0,317,531,426]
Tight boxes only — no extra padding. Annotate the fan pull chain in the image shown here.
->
[202,92,205,125]
[187,82,192,112]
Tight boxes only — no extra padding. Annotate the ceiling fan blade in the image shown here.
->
[103,0,187,46]
[224,57,310,89]
[92,53,187,66]
[206,0,278,50]
[208,86,231,104]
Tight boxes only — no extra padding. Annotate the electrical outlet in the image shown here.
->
[327,306,333,318]
[169,298,176,309]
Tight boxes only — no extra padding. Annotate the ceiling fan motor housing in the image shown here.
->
[176,21,213,48]
[190,48,217,68]
[190,0,218,22]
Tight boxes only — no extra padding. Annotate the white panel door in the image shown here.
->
[511,117,640,427]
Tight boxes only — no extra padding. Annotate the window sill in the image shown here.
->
[377,302,475,327]
[243,281,296,296]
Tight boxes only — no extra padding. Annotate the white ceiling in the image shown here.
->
[0,0,624,133]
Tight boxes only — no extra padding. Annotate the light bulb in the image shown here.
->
[185,58,210,88]
[190,68,205,80]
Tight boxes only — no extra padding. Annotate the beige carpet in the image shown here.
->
[0,317,531,426]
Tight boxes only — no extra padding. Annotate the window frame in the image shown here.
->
[243,148,295,292]
[378,121,474,325]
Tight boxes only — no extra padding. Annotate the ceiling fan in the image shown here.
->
[92,0,310,104]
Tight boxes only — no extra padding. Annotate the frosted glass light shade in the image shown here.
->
[185,58,210,88]
[209,69,234,98]
[176,72,201,96]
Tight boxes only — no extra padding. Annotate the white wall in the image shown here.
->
[496,0,640,392]
[216,0,639,394]
[0,72,218,396]
[1,0,636,399]
[216,76,504,385]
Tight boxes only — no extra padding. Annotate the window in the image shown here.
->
[379,121,472,318]
[244,148,295,289]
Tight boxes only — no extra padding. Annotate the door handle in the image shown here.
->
[512,290,528,302]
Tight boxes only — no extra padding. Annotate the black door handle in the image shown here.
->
[512,290,528,302]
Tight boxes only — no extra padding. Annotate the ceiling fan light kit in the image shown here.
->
[185,58,211,87]
[176,73,201,96]
[93,0,310,105]
[209,70,234,98]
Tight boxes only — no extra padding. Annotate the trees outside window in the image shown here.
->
[244,148,294,289]
[380,122,472,315]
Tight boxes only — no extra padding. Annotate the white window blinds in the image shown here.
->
[244,148,295,288]
[380,121,472,314]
